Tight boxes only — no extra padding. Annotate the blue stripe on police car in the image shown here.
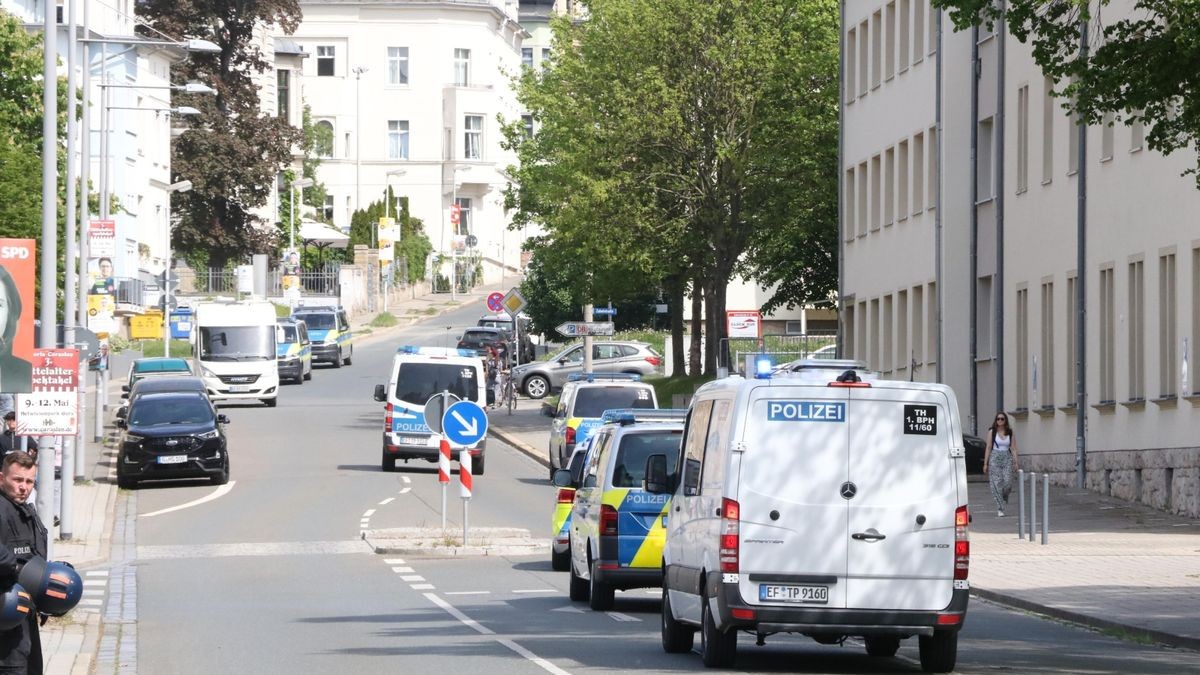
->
[766,400,846,422]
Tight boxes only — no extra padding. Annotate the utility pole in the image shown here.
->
[38,0,60,545]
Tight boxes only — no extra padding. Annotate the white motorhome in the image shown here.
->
[647,361,970,672]
[192,301,280,407]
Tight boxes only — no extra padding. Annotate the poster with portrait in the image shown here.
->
[0,238,36,394]
[87,256,116,296]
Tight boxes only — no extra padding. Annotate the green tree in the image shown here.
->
[505,0,840,373]
[348,189,433,284]
[140,0,303,268]
[278,105,332,252]
[933,1,1200,187]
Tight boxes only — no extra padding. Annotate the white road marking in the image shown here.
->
[378,497,395,506]
[391,567,414,574]
[511,589,556,594]
[425,592,492,633]
[401,476,411,484]
[445,591,490,596]
[400,575,425,582]
[85,570,109,577]
[136,540,370,559]
[82,589,106,596]
[78,599,103,607]
[606,612,640,622]
[362,509,376,518]
[139,482,236,518]
[411,583,435,590]
[383,558,406,565]
[550,606,585,613]
[399,487,412,494]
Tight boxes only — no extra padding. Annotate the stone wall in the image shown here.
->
[1023,447,1200,518]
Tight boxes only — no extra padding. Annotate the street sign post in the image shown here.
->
[442,400,489,447]
[486,292,505,313]
[424,392,461,435]
[555,321,615,337]
[593,306,617,317]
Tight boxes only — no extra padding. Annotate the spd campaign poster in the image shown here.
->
[0,239,35,394]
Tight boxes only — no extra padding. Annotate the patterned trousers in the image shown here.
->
[988,449,1013,511]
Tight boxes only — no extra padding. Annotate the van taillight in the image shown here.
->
[600,504,618,536]
[557,488,576,504]
[719,498,740,573]
[565,426,576,447]
[384,403,393,432]
[954,505,970,580]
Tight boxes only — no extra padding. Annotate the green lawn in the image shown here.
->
[132,340,194,358]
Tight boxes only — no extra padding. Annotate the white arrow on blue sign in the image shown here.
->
[442,400,489,446]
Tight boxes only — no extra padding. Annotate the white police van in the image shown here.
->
[373,346,492,474]
[645,360,970,672]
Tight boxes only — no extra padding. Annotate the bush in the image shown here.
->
[370,312,398,327]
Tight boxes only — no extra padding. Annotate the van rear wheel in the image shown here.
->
[661,587,694,653]
[700,590,736,667]
[864,636,901,657]
[588,559,615,611]
[918,631,957,673]
[568,558,589,601]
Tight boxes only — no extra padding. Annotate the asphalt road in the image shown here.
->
[123,299,1200,674]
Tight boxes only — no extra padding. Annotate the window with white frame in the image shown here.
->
[387,47,409,85]
[387,120,409,160]
[454,197,472,235]
[315,120,334,158]
[521,47,533,69]
[454,48,471,86]
[521,114,534,139]
[317,45,336,77]
[1017,84,1029,192]
[323,195,335,221]
[977,117,995,200]
[464,115,482,159]
[541,47,551,68]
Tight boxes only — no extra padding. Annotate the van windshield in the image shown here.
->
[612,430,682,487]
[394,362,480,406]
[573,387,654,418]
[199,326,274,361]
[294,313,335,330]
[278,325,298,343]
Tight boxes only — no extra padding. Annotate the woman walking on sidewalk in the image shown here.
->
[983,411,1020,517]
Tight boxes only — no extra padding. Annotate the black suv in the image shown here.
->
[457,327,510,360]
[116,392,230,489]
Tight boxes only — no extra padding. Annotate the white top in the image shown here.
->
[993,432,1011,453]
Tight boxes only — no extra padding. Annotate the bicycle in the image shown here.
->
[499,370,517,415]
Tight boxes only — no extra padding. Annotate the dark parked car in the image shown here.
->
[964,433,986,475]
[115,391,230,489]
[457,327,510,359]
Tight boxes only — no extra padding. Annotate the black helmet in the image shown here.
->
[17,557,84,616]
[0,584,33,630]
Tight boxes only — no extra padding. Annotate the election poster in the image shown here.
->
[0,238,35,394]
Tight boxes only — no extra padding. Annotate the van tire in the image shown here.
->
[303,369,312,381]
[343,348,352,366]
[864,636,901,657]
[918,631,957,673]
[661,587,694,653]
[332,350,343,368]
[700,591,736,668]
[551,545,570,572]
[524,375,549,399]
[381,453,397,472]
[569,559,590,601]
[588,559,615,610]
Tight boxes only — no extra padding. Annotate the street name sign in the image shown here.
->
[556,321,615,337]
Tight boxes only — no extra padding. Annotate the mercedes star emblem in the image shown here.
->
[840,482,857,499]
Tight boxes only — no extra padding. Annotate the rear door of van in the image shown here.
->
[736,384,851,609]
[843,385,958,611]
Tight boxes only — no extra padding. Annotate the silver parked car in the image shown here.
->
[511,341,662,399]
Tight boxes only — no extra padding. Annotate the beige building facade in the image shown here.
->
[841,0,1199,516]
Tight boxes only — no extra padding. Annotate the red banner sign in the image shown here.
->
[32,348,80,392]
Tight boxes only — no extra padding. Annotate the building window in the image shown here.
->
[912,284,924,366]
[928,0,937,56]
[454,197,472,235]
[926,281,937,362]
[521,47,533,69]
[323,195,335,221]
[1128,259,1145,401]
[870,154,881,231]
[912,132,925,213]
[977,275,994,359]
[276,69,290,120]
[913,0,925,65]
[463,115,482,159]
[541,47,551,67]
[454,48,471,86]
[977,117,994,201]
[784,320,804,335]
[884,147,895,225]
[1016,287,1028,409]
[897,289,909,370]
[846,27,857,103]
[387,47,409,85]
[883,294,894,372]
[1131,114,1144,152]
[856,300,867,363]
[928,126,938,208]
[1159,253,1177,397]
[1041,280,1055,408]
[845,304,857,361]
[317,45,336,77]
[870,297,881,370]
[885,2,896,81]
[315,120,334,158]
[1066,275,1077,405]
[387,120,409,160]
[899,0,911,72]
[858,20,869,97]
[521,114,534,139]
[1099,266,1115,402]
[1042,76,1054,183]
[1100,112,1115,161]
[844,168,856,242]
[1016,84,1029,193]
[871,10,882,89]
[898,140,910,218]
[857,161,868,236]
[1068,105,1080,175]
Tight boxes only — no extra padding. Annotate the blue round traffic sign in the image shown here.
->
[442,401,489,447]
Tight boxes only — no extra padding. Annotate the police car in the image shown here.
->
[275,318,312,383]
[547,373,657,480]
[292,306,353,367]
[554,409,687,610]
[550,435,598,571]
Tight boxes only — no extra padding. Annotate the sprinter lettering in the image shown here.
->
[765,401,847,422]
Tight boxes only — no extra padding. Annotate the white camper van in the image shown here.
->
[646,361,970,672]
[192,300,280,407]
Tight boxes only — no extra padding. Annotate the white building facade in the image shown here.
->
[285,0,529,283]
[842,0,1199,516]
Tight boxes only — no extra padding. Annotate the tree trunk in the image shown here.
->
[689,273,703,375]
[704,266,730,376]
[668,274,687,377]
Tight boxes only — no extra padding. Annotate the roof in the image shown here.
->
[274,38,308,57]
[130,376,206,394]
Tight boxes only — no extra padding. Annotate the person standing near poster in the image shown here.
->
[0,255,34,394]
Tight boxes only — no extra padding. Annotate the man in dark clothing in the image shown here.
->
[0,451,46,674]
[0,414,35,459]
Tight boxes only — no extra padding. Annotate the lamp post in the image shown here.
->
[163,180,192,358]
[352,66,368,213]
[291,177,314,251]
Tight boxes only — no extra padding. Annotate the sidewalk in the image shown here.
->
[38,279,516,675]
[488,402,1200,651]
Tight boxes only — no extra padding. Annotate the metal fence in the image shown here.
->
[177,265,341,296]
[722,332,839,373]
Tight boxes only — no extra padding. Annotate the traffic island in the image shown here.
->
[363,526,550,557]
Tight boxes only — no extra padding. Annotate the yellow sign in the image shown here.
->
[130,313,163,340]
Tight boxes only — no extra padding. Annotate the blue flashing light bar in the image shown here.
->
[600,408,689,425]
[396,345,479,358]
[566,372,642,383]
[755,356,774,379]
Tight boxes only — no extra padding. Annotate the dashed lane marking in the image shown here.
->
[401,476,411,484]
[399,487,412,494]
[425,593,570,675]
[606,612,640,622]
[445,591,490,596]
[378,497,395,506]
[383,558,406,565]
[400,575,425,582]
[362,509,376,518]
[411,583,435,590]
[391,566,415,574]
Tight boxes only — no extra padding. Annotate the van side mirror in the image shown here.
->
[116,418,127,429]
[373,384,386,402]
[644,454,670,494]
[552,469,573,488]
[217,414,230,425]
[115,407,127,420]
[121,384,130,393]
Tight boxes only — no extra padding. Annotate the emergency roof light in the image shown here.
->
[396,345,479,358]
[601,408,689,425]
[754,356,774,379]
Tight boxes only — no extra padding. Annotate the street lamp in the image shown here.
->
[291,177,315,251]
[352,66,369,213]
[162,180,192,358]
